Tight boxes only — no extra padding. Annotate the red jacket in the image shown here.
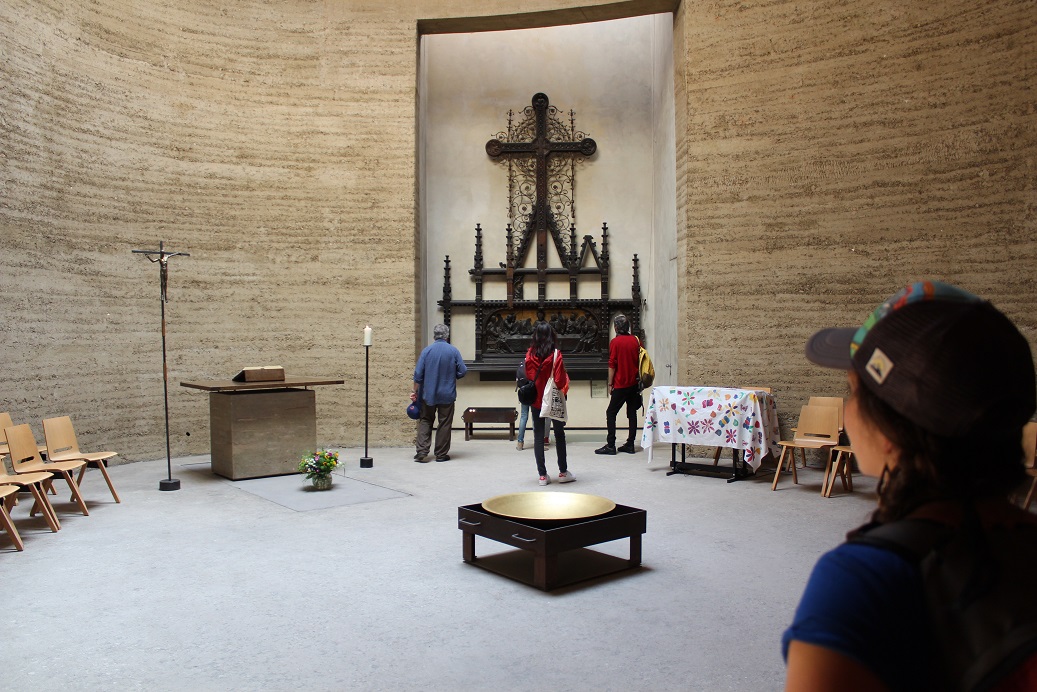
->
[525,348,569,410]
[609,334,640,389]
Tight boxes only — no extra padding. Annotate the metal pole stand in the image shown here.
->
[132,241,190,491]
[360,343,373,468]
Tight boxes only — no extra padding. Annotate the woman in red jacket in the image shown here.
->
[525,321,575,486]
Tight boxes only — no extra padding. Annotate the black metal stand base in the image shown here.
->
[665,444,752,483]
[159,478,181,491]
[360,457,373,468]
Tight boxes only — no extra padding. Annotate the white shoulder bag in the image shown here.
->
[539,350,568,423]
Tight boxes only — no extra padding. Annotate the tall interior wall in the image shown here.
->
[1,0,1033,461]
[674,1,1036,428]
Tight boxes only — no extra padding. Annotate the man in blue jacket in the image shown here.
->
[411,323,467,462]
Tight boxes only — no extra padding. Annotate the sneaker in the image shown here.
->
[595,444,617,455]
[558,470,576,483]
[414,453,429,463]
[617,442,637,454]
[435,455,449,462]
[544,438,550,450]
[516,440,524,451]
[538,475,551,486]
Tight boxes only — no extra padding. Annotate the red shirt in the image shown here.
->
[525,348,569,410]
[609,334,640,389]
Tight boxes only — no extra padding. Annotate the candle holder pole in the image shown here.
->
[360,341,373,468]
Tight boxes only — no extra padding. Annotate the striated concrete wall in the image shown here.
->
[1,0,1034,461]
[674,0,1037,430]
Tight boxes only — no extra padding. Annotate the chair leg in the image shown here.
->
[772,447,790,490]
[94,461,121,504]
[0,503,25,550]
[28,483,60,532]
[822,451,836,497]
[59,470,89,516]
[1023,477,1036,511]
[771,446,792,489]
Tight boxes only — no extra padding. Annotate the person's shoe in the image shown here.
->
[558,470,576,483]
[435,455,449,462]
[617,442,637,454]
[516,440,524,451]
[595,444,617,455]
[414,453,429,463]
[538,475,551,486]
[544,438,550,450]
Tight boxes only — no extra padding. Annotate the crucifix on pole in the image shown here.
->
[486,93,596,306]
[132,240,190,491]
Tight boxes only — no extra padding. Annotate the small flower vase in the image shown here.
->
[311,475,333,491]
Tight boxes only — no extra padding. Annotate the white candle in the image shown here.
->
[363,325,373,347]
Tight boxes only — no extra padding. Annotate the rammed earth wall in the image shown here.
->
[1,0,1033,460]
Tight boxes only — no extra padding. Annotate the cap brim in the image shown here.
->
[805,327,856,370]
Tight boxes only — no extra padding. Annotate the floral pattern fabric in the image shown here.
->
[640,386,781,470]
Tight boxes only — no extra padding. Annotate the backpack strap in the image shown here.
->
[848,518,955,564]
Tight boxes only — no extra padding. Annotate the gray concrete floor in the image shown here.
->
[1,435,877,691]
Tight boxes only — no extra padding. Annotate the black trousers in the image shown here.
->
[606,385,641,447]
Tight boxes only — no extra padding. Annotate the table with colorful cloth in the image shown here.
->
[640,386,781,478]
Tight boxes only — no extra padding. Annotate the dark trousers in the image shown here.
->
[606,385,641,447]
[416,401,454,459]
[532,409,566,477]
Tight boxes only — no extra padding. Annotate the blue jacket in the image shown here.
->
[414,339,467,406]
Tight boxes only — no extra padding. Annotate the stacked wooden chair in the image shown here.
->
[771,404,841,491]
[6,423,89,517]
[43,416,121,503]
[0,415,121,551]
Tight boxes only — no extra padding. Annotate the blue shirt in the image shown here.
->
[782,541,937,691]
[414,339,467,406]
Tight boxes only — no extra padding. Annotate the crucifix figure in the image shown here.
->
[486,93,596,304]
[132,240,190,492]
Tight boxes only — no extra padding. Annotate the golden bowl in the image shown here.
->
[481,491,617,521]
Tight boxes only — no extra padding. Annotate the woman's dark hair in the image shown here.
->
[531,321,556,359]
[854,380,1027,523]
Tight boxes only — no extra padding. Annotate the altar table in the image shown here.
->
[180,376,343,480]
[640,386,781,473]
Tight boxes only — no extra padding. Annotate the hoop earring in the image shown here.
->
[876,465,892,497]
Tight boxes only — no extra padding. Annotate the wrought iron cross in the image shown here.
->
[486,93,596,303]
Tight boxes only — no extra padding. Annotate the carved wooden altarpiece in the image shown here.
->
[439,93,643,380]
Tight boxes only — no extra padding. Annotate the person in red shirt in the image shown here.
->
[595,314,642,455]
[524,321,575,486]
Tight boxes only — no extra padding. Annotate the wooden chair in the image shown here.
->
[771,404,840,491]
[43,416,121,504]
[0,484,26,551]
[1021,421,1037,511]
[823,445,855,497]
[0,463,60,533]
[0,412,48,458]
[5,424,89,517]
[808,396,844,431]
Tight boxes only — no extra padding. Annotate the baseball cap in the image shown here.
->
[805,280,1036,438]
[406,401,421,420]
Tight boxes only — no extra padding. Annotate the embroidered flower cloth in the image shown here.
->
[640,386,781,470]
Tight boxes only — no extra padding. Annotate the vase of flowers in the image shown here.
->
[299,449,339,490]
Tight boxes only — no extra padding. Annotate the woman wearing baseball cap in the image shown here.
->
[782,281,1037,691]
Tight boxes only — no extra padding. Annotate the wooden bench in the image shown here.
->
[461,407,518,441]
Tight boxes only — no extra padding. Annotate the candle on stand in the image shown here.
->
[360,324,374,468]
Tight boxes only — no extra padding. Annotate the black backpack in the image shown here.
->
[516,359,540,406]
[849,510,1037,691]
